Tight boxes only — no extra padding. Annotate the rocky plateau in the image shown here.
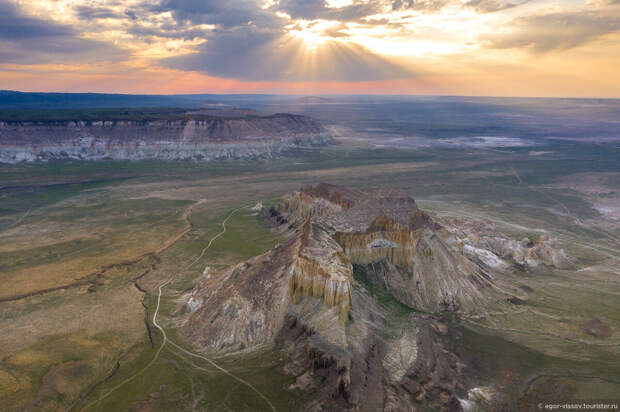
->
[179,183,569,411]
[0,111,331,163]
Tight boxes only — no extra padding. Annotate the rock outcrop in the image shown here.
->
[180,183,527,411]
[442,217,569,270]
[0,113,331,163]
[276,183,512,314]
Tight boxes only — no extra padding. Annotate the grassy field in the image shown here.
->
[1,141,619,410]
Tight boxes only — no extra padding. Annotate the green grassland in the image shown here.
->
[1,141,619,410]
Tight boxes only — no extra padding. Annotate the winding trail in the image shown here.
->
[81,205,276,412]
[79,279,171,411]
[165,333,276,412]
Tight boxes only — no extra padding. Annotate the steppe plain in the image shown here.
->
[1,96,619,411]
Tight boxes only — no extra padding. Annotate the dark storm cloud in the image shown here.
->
[0,2,125,64]
[482,11,620,52]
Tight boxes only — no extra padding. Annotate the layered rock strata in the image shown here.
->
[181,183,525,411]
[0,113,331,163]
[276,183,512,313]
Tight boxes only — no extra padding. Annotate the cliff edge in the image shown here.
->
[0,111,331,163]
[179,183,554,411]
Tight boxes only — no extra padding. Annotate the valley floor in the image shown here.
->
[1,141,619,410]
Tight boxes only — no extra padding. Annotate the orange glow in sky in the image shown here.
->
[1,0,619,97]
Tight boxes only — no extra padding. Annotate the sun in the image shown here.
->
[294,31,327,51]
[286,19,341,51]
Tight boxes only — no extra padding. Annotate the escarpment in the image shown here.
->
[276,183,511,313]
[180,183,531,411]
[288,220,354,319]
[0,112,331,163]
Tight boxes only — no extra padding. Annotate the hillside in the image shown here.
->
[181,183,555,411]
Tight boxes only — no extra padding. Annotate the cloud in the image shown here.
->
[4,0,619,90]
[463,0,527,13]
[126,24,210,40]
[391,0,450,12]
[482,10,620,52]
[0,2,70,39]
[275,0,384,21]
[73,5,126,21]
[273,0,449,22]
[589,0,620,6]
[148,0,413,81]
[0,2,125,64]
[154,0,265,27]
[163,25,413,81]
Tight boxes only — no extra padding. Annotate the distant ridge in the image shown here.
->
[0,110,332,163]
[295,96,335,104]
[0,90,209,109]
[0,91,285,110]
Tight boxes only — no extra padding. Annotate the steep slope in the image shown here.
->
[179,183,533,411]
[277,183,512,313]
[181,221,465,411]
[0,113,331,163]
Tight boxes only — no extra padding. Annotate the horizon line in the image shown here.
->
[2,90,620,100]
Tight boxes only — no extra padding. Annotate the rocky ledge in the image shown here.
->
[442,217,569,270]
[0,112,331,163]
[276,183,521,313]
[178,183,563,411]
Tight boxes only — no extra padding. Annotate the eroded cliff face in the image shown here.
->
[178,183,576,411]
[0,114,331,163]
[289,220,354,320]
[181,225,466,411]
[275,183,513,314]
[179,183,543,411]
[181,217,356,353]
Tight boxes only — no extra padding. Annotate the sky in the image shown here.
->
[0,0,619,97]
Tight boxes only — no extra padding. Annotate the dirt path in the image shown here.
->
[155,199,206,255]
[80,205,276,412]
[78,278,172,411]
[165,338,277,412]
